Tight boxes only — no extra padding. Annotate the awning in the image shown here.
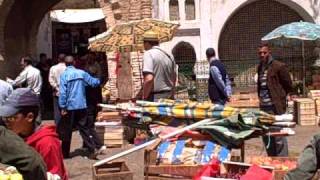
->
[50,8,105,23]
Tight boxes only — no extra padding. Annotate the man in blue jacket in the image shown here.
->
[206,48,232,105]
[59,56,105,159]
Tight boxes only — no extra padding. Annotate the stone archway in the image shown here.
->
[172,41,197,77]
[0,0,152,78]
[218,0,310,88]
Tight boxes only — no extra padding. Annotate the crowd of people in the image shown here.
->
[0,51,108,180]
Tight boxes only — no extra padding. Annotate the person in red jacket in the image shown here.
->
[0,88,68,180]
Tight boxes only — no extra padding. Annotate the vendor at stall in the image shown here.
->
[257,42,293,157]
[142,30,176,101]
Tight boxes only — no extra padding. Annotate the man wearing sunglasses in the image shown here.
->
[0,88,68,180]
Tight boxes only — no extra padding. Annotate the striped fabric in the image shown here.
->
[102,100,280,148]
[134,99,275,124]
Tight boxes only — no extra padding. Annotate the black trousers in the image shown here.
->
[53,96,61,125]
[83,104,103,148]
[58,109,102,158]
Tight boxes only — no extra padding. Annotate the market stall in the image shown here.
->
[93,99,295,180]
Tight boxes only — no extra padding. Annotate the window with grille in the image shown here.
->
[185,0,195,20]
[169,0,180,21]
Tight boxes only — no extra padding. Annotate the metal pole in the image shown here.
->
[93,118,213,167]
[302,41,306,95]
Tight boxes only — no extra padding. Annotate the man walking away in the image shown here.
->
[257,42,293,157]
[59,56,105,159]
[85,53,103,149]
[206,48,232,105]
[142,30,176,101]
[49,53,66,125]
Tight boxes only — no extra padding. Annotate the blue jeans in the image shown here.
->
[261,106,289,157]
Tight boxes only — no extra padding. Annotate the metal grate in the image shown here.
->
[222,56,315,88]
[218,0,308,88]
[172,42,197,77]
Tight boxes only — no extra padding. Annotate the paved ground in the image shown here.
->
[64,124,319,180]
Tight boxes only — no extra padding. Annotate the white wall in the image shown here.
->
[161,35,201,60]
[157,0,319,61]
[36,13,53,59]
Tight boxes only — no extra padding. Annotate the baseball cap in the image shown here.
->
[0,88,39,117]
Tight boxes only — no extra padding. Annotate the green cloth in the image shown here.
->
[197,114,265,148]
[284,133,320,180]
[0,126,47,180]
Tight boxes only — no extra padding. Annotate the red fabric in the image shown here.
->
[25,125,68,180]
[193,158,220,180]
[240,165,272,180]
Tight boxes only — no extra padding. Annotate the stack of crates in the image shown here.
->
[294,98,316,126]
[95,112,124,148]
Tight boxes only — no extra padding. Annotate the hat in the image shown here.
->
[0,88,39,117]
[143,30,159,42]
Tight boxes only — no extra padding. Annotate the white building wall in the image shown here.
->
[36,14,53,59]
[36,0,320,62]
[157,0,319,61]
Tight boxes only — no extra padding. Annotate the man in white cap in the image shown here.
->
[142,30,176,101]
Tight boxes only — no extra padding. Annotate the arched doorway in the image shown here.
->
[172,41,196,78]
[218,0,312,88]
[172,41,197,100]
[0,0,153,78]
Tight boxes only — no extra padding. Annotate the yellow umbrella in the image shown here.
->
[88,18,180,52]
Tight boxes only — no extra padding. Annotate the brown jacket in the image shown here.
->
[257,60,293,114]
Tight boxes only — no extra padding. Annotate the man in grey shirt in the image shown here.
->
[142,31,176,101]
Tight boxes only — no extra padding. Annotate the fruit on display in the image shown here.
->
[249,156,297,170]
[0,166,23,180]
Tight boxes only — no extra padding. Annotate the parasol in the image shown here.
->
[88,18,180,52]
[262,21,320,95]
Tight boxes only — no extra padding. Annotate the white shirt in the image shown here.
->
[49,62,66,96]
[0,79,13,105]
[9,65,42,95]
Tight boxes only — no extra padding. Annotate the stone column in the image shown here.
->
[179,0,186,21]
